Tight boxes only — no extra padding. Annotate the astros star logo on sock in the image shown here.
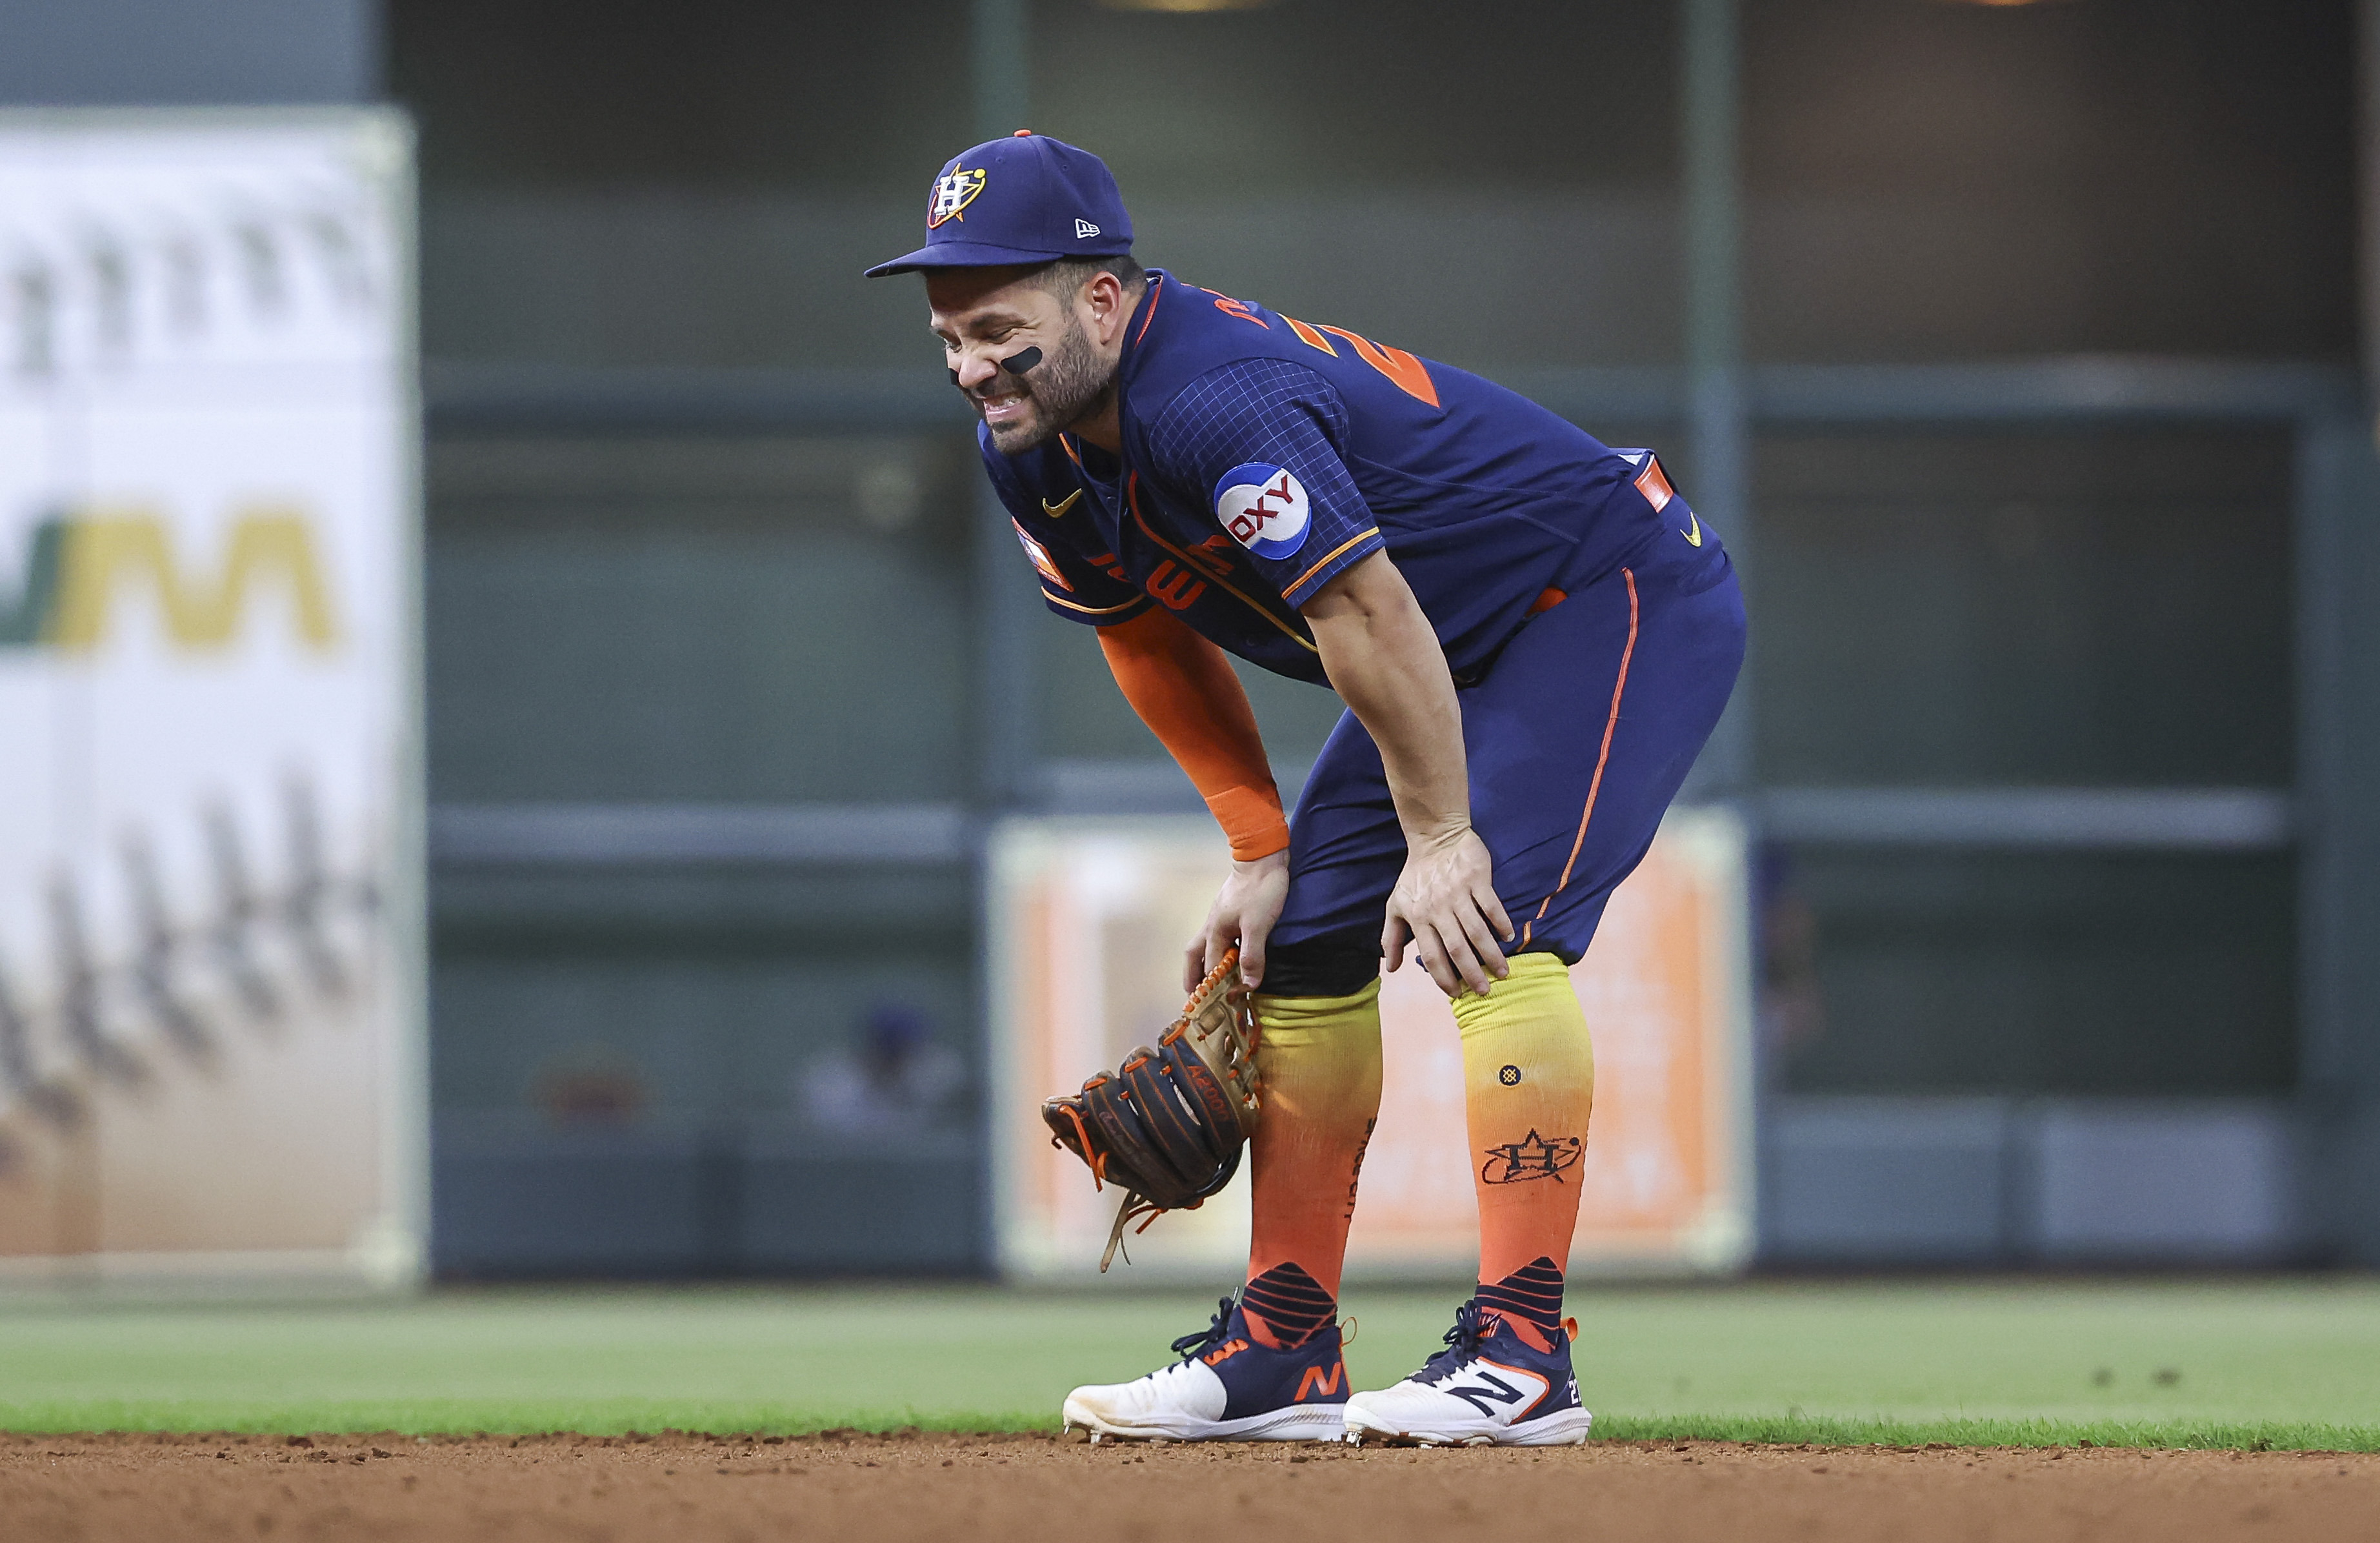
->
[1480,1128,1584,1185]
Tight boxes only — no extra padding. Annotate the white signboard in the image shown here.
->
[0,112,421,1281]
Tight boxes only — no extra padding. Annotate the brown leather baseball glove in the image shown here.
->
[1041,948,1264,1271]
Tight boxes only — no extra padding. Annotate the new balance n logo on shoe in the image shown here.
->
[1295,1363,1344,1402]
[1445,1371,1533,1418]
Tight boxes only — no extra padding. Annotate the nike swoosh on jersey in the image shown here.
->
[1681,510,1704,548]
[1043,489,1083,518]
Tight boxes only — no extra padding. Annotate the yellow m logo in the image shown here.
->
[34,509,339,652]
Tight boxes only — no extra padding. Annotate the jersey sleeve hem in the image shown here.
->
[1280,527,1385,605]
[1045,587,1154,623]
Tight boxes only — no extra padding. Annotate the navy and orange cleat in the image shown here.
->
[1061,1296,1351,1442]
[1343,1299,1594,1447]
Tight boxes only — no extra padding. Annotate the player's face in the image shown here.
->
[925,267,1111,454]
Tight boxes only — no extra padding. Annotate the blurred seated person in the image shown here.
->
[799,1002,965,1138]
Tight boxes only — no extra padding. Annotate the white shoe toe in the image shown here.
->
[1063,1359,1228,1439]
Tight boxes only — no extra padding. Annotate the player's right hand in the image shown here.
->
[1186,848,1290,993]
[1382,825,1513,998]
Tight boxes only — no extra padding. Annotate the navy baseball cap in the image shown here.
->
[864,132,1134,277]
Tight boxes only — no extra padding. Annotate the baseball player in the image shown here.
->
[868,134,1745,1446]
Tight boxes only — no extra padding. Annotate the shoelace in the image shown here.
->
[1413,1298,1488,1385]
[1169,1296,1239,1361]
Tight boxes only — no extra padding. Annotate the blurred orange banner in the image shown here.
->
[990,809,1750,1282]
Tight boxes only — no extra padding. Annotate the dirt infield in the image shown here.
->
[4,1429,2377,1542]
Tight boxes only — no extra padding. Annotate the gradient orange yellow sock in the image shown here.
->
[1241,979,1383,1347]
[1452,951,1596,1345]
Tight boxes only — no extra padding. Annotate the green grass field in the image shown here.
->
[1,1278,2376,1449]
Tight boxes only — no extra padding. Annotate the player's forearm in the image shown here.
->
[1097,609,1289,860]
[1301,552,1471,847]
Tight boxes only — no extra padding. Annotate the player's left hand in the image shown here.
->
[1187,848,1290,993]
[1383,825,1514,998]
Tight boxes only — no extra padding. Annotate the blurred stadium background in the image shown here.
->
[4,0,2380,1297]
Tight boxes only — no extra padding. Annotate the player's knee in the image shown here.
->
[1260,927,1382,998]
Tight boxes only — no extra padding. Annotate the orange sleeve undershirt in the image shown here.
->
[1097,608,1290,862]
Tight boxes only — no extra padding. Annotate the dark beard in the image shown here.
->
[981,318,1114,455]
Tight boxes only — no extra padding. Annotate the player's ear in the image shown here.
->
[1085,269,1128,342]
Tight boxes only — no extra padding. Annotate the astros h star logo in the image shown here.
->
[1479,1128,1584,1185]
[928,166,987,227]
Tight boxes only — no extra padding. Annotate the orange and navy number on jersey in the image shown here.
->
[979,269,1717,688]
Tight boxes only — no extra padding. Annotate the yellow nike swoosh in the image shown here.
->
[1681,509,1704,548]
[1042,490,1083,518]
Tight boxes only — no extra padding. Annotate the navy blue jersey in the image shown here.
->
[984,269,1699,686]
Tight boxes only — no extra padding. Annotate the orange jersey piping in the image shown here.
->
[1282,529,1383,601]
[1044,587,1149,618]
[1133,275,1166,346]
[1519,567,1639,949]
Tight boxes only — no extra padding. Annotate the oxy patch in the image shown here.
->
[1214,463,1311,560]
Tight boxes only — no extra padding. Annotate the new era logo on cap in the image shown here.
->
[1075,218,1100,239]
